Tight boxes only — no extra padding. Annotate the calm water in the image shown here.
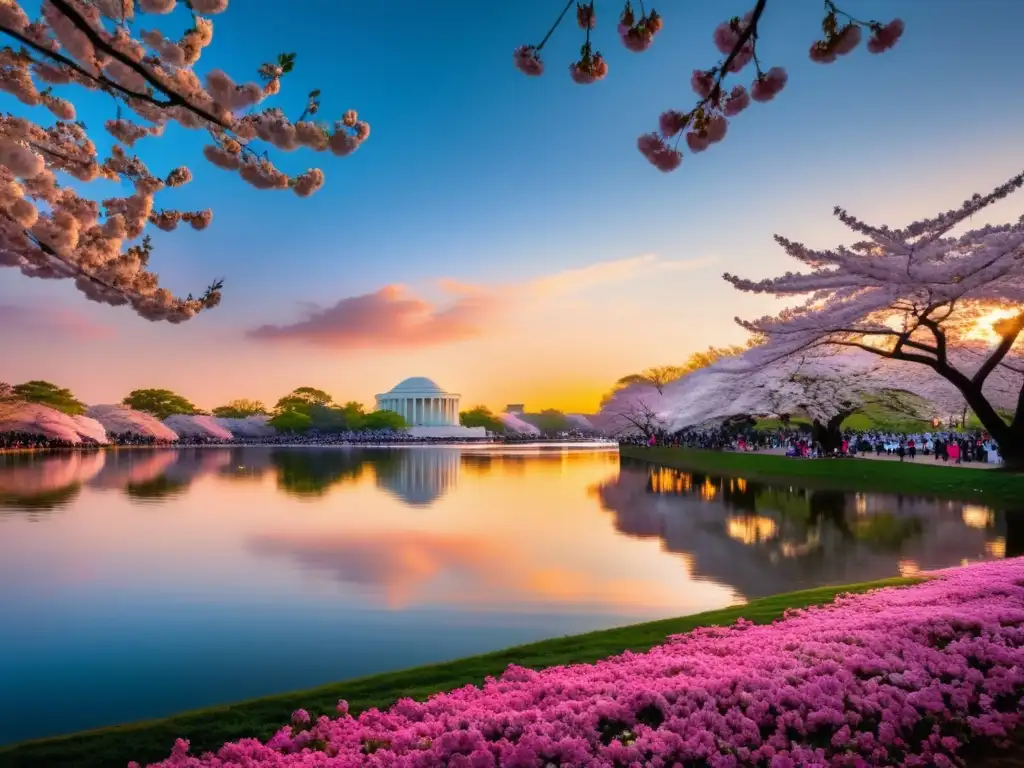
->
[0,446,1016,744]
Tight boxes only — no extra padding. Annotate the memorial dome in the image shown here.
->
[388,377,446,395]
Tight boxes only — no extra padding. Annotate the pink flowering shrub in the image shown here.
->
[140,558,1023,767]
[513,1,903,174]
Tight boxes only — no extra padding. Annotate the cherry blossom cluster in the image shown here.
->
[514,1,659,83]
[638,1,903,173]
[0,398,280,442]
[0,0,368,322]
[139,558,1024,766]
[723,171,1024,457]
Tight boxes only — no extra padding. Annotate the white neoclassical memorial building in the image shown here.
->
[375,377,487,439]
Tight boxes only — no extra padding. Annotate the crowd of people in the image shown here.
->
[622,425,1004,465]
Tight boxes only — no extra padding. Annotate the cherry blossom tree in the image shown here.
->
[0,0,368,322]
[163,412,231,439]
[592,380,668,438]
[658,350,943,450]
[87,402,178,439]
[514,1,903,173]
[725,171,1024,465]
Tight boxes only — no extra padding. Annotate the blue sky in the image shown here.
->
[4,0,1024,412]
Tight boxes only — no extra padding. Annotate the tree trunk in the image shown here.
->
[1005,512,1023,559]
[947,378,1024,472]
[811,412,848,453]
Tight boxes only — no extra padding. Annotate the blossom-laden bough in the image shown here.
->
[0,0,368,323]
[0,398,105,442]
[86,402,178,440]
[725,170,1024,466]
[139,558,1024,767]
[162,412,232,440]
[515,1,903,173]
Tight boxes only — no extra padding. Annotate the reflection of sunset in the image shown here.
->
[985,538,1006,559]
[700,477,718,501]
[726,515,779,545]
[898,559,921,577]
[962,506,994,529]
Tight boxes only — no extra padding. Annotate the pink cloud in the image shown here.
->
[0,304,115,340]
[247,284,494,349]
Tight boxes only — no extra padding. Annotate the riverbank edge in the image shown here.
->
[620,445,1024,507]
[0,578,918,768]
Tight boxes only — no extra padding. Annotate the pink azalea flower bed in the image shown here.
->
[139,559,1024,767]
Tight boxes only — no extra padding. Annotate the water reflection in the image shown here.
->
[0,447,467,513]
[595,458,1016,598]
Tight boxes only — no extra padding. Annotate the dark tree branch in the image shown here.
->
[972,313,1024,388]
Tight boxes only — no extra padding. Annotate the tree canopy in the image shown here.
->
[11,379,86,415]
[604,345,749,404]
[274,387,334,414]
[361,409,407,431]
[460,405,506,434]
[211,399,267,418]
[122,388,200,420]
[726,171,1024,464]
[0,0,368,322]
[520,409,572,435]
[267,410,312,433]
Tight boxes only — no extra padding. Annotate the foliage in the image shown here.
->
[267,410,311,433]
[726,171,1024,462]
[122,388,199,420]
[139,565,1024,767]
[0,399,99,442]
[519,408,571,434]
[515,1,902,173]
[0,578,916,768]
[273,387,334,415]
[211,399,267,418]
[603,344,748,405]
[360,409,406,431]
[459,405,506,433]
[0,0,368,322]
[10,379,86,414]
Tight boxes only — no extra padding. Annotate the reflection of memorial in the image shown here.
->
[376,448,460,507]
[595,459,1015,600]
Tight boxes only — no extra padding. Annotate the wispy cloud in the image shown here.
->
[247,254,713,350]
[247,285,494,349]
[0,304,115,340]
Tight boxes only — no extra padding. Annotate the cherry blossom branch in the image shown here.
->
[48,0,227,128]
[971,313,1024,388]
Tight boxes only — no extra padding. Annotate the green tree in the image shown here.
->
[211,399,267,418]
[361,409,407,430]
[268,410,313,433]
[306,403,350,432]
[274,386,333,414]
[12,380,87,415]
[123,388,201,419]
[460,405,505,433]
[521,409,571,434]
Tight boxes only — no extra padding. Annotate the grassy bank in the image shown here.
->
[621,445,1024,507]
[0,578,916,768]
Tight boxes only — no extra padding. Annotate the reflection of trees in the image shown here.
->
[271,449,369,497]
[125,475,189,501]
[598,461,1010,599]
[0,451,104,516]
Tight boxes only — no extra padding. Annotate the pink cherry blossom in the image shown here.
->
[513,45,543,76]
[809,40,838,64]
[750,66,788,102]
[712,20,740,55]
[868,18,905,53]
[704,114,728,143]
[658,110,687,138]
[637,133,682,173]
[722,85,750,116]
[832,23,862,56]
[685,130,711,153]
[576,2,595,30]
[690,69,715,98]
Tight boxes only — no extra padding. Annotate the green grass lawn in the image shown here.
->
[0,578,917,768]
[620,445,1024,507]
